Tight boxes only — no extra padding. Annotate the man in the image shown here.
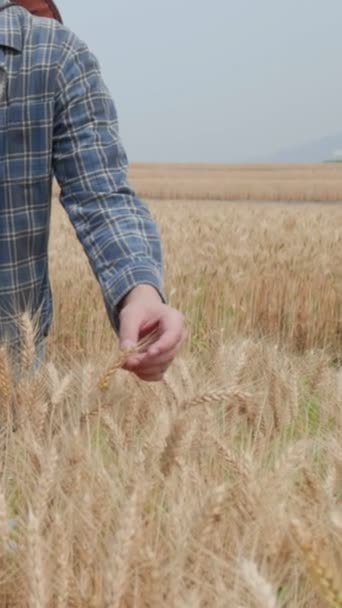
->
[0,0,185,381]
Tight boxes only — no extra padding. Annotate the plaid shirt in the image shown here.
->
[0,1,164,347]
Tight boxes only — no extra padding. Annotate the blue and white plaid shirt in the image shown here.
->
[0,1,164,347]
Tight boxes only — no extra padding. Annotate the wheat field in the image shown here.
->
[129,162,342,202]
[0,166,341,607]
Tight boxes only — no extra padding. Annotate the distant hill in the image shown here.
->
[271,133,342,163]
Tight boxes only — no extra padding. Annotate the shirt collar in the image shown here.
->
[0,2,23,52]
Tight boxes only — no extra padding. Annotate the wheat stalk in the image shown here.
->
[0,486,9,555]
[54,512,69,608]
[35,445,58,530]
[104,487,141,608]
[27,509,48,608]
[195,483,226,549]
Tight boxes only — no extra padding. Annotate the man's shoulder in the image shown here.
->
[0,3,83,60]
[23,10,81,56]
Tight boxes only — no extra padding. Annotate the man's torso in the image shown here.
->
[0,1,66,344]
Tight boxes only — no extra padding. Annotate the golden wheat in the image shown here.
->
[127,161,342,202]
[0,167,339,606]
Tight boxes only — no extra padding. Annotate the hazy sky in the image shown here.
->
[57,0,342,163]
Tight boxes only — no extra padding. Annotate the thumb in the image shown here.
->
[119,304,145,351]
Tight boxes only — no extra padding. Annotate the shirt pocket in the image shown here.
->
[7,99,54,179]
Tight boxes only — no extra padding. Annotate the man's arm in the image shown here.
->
[52,34,165,332]
[52,32,185,381]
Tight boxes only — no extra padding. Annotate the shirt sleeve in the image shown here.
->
[52,34,165,333]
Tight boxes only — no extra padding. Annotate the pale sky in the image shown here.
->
[57,0,342,162]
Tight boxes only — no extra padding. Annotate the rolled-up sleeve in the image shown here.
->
[52,34,165,332]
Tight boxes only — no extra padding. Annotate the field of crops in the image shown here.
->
[1,166,342,607]
[129,162,342,202]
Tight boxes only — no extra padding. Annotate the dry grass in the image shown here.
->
[127,162,342,202]
[0,170,341,607]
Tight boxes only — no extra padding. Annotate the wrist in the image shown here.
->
[121,284,163,308]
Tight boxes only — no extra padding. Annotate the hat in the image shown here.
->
[14,0,62,22]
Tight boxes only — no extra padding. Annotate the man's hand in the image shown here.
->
[119,284,186,382]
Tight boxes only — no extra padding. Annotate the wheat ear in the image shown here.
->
[291,519,342,608]
[0,346,12,404]
[20,312,36,372]
[98,327,160,392]
[160,415,195,476]
[160,415,187,476]
[179,386,251,412]
[239,558,278,608]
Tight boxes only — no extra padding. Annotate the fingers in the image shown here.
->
[118,296,186,383]
[131,361,171,381]
[123,344,180,372]
[122,326,186,382]
[119,305,144,351]
[119,305,160,352]
[133,371,165,382]
[147,310,185,357]
[139,318,160,337]
[122,309,185,367]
